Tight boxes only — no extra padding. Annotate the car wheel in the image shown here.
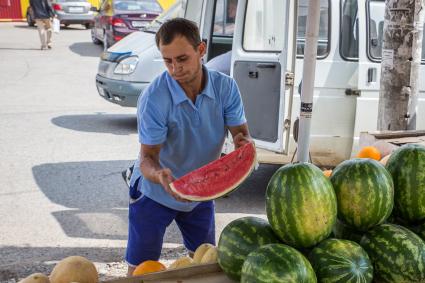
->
[27,13,34,27]
[91,28,102,45]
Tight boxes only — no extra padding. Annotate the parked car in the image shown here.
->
[91,0,162,50]
[52,0,96,28]
[95,0,187,107]
[26,0,95,28]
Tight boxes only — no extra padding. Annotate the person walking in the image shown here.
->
[125,18,252,275]
[29,0,55,50]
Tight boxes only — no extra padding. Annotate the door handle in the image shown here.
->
[256,63,276,69]
[248,71,258,78]
[367,68,377,83]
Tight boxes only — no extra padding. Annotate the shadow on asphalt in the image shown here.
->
[13,25,37,29]
[31,160,184,243]
[14,25,86,30]
[69,42,103,57]
[51,113,137,135]
[0,47,42,51]
[31,160,279,241]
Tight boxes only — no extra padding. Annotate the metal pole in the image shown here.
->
[297,0,321,163]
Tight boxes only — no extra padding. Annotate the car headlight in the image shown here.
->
[114,56,139,74]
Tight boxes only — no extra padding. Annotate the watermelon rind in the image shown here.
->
[309,238,373,283]
[360,223,425,282]
[241,243,317,283]
[266,162,337,248]
[330,158,394,231]
[386,144,425,223]
[217,216,280,281]
[169,143,257,201]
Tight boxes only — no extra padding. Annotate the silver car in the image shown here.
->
[52,0,95,28]
[95,0,185,107]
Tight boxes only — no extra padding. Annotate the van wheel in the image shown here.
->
[91,28,101,45]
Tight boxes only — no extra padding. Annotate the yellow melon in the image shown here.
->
[49,256,98,283]
[18,273,50,283]
[193,243,215,263]
[168,256,194,269]
[200,246,218,264]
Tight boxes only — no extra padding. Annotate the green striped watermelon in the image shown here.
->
[241,244,317,283]
[361,223,425,282]
[266,163,337,248]
[217,216,280,281]
[309,238,373,283]
[330,158,394,231]
[386,144,425,223]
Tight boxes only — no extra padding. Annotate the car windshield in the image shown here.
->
[144,0,186,32]
[114,0,162,12]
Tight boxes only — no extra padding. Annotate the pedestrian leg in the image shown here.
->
[35,19,47,49]
[44,19,53,48]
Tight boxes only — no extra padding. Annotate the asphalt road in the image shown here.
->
[0,22,280,281]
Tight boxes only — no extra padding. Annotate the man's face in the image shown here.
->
[159,35,206,85]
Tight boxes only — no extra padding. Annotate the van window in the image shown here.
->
[242,0,285,51]
[296,0,330,58]
[340,0,359,60]
[213,0,237,36]
[368,0,425,62]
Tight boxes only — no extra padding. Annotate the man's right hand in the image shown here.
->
[157,168,190,202]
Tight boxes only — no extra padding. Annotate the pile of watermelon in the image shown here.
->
[217,143,425,282]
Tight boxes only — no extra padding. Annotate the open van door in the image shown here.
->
[231,0,295,153]
[351,0,383,153]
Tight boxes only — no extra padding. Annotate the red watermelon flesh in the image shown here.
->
[169,143,257,201]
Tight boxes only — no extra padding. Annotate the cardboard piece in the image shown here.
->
[359,130,425,149]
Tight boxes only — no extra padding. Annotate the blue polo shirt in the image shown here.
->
[130,66,246,212]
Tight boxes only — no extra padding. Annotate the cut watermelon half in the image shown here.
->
[169,143,257,201]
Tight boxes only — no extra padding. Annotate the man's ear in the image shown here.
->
[198,41,207,57]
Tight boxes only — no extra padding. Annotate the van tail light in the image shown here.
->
[52,3,62,11]
[111,17,126,28]
[114,35,124,41]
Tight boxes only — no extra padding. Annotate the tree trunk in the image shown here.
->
[378,0,424,131]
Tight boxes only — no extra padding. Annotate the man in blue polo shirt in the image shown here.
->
[125,18,252,275]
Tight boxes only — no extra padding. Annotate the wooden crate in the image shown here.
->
[102,263,234,283]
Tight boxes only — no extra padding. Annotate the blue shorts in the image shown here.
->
[125,181,215,266]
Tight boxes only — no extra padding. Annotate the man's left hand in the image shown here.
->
[233,132,253,149]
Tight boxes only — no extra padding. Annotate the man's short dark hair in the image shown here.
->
[155,18,201,49]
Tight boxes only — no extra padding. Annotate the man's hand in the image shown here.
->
[228,123,253,149]
[157,168,190,202]
[233,132,254,149]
